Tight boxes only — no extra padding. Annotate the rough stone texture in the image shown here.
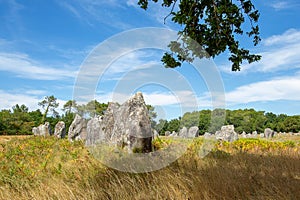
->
[169,131,178,137]
[153,129,159,139]
[165,131,171,136]
[215,125,238,142]
[187,126,199,138]
[32,122,51,137]
[68,114,87,141]
[260,133,265,138]
[241,131,247,138]
[203,132,212,138]
[54,121,66,138]
[252,131,258,137]
[178,127,188,138]
[85,116,104,146]
[85,92,153,153]
[264,128,274,138]
[32,127,38,136]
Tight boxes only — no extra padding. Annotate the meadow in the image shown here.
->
[0,135,299,200]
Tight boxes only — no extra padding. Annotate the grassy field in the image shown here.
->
[0,135,299,200]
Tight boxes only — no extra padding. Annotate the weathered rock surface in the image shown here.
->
[241,131,247,138]
[86,92,153,153]
[187,126,199,138]
[32,122,51,136]
[203,132,212,138]
[264,128,274,138]
[165,131,171,136]
[178,127,188,138]
[68,114,87,141]
[86,115,107,146]
[169,131,178,137]
[54,121,66,138]
[153,129,159,139]
[252,131,258,137]
[215,125,238,142]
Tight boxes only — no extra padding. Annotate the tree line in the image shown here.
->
[0,95,299,135]
[0,96,107,135]
[155,109,300,135]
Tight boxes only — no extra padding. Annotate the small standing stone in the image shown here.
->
[178,127,188,138]
[68,114,87,141]
[264,128,274,138]
[187,126,199,138]
[54,121,66,138]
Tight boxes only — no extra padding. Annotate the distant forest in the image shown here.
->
[0,97,299,135]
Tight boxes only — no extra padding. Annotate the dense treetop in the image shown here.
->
[1,100,299,135]
[138,0,261,71]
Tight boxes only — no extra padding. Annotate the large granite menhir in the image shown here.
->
[68,114,87,141]
[86,92,153,153]
[32,122,51,136]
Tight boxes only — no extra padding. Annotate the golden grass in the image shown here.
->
[0,136,299,200]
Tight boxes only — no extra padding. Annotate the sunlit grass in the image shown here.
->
[0,135,299,199]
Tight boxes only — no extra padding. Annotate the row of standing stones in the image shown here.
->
[33,92,152,153]
[32,93,299,153]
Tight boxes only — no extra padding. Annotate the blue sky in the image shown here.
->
[0,0,300,120]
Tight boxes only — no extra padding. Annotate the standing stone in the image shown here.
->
[169,131,178,137]
[165,131,171,136]
[68,114,87,141]
[260,133,265,138]
[215,125,238,142]
[32,127,39,136]
[85,92,153,153]
[241,131,247,138]
[252,131,258,137]
[264,128,274,138]
[187,126,199,138]
[111,92,152,153]
[32,122,51,136]
[86,116,106,146]
[178,127,188,138]
[203,132,212,138]
[153,129,159,139]
[54,121,66,139]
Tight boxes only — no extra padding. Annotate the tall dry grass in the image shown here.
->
[0,136,299,200]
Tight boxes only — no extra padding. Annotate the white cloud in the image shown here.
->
[24,90,47,95]
[220,29,300,73]
[0,90,41,111]
[263,29,300,46]
[126,0,137,7]
[95,90,212,109]
[0,52,78,80]
[270,1,290,10]
[126,0,176,26]
[58,0,132,29]
[226,73,300,104]
[0,90,68,115]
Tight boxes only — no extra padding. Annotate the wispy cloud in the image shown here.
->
[0,90,68,114]
[226,73,300,104]
[267,0,300,11]
[0,90,41,111]
[270,1,290,10]
[0,52,78,80]
[58,0,132,29]
[126,0,176,26]
[220,29,300,73]
[263,29,300,46]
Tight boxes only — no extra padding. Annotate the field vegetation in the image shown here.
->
[0,135,299,200]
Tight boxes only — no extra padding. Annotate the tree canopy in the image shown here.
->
[38,95,59,123]
[138,0,261,71]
